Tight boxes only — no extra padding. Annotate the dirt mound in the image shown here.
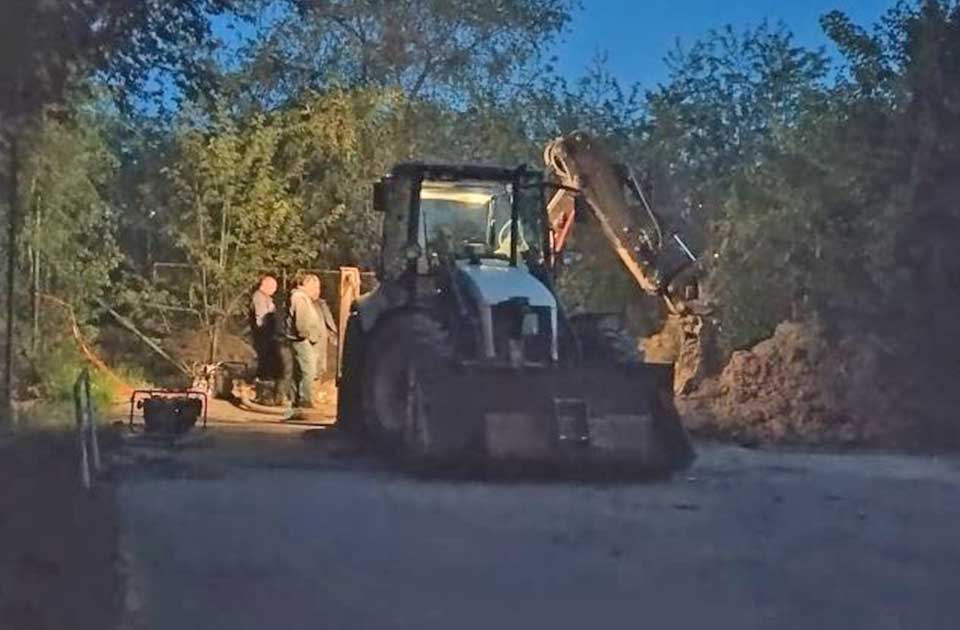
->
[678,320,924,448]
[644,314,717,395]
[163,329,255,367]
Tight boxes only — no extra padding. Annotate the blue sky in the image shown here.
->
[552,0,894,88]
[205,0,897,96]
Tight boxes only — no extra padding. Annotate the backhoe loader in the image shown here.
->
[335,142,699,473]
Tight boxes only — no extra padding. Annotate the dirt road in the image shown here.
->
[0,431,118,630]
[113,426,960,630]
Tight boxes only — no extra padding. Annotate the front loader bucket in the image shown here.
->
[416,362,694,474]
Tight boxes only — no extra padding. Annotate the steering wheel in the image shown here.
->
[496,221,530,255]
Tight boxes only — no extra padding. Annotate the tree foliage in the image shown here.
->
[19,110,122,315]
[0,0,255,408]
[661,2,960,352]
[166,86,404,328]
[6,0,960,401]
[0,0,251,123]
[230,0,574,106]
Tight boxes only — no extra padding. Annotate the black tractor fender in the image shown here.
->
[335,310,367,432]
[353,283,410,334]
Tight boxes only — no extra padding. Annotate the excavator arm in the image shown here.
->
[543,131,710,392]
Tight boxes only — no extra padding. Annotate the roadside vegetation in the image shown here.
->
[1,0,958,445]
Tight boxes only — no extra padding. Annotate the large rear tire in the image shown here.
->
[361,312,453,456]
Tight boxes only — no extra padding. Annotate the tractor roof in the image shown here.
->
[389,162,541,182]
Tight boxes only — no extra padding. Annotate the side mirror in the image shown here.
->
[372,180,387,213]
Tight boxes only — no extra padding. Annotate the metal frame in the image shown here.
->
[128,388,208,430]
[390,162,536,182]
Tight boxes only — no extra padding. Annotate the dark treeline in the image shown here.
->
[1,0,958,405]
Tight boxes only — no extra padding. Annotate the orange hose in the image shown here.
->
[39,294,136,398]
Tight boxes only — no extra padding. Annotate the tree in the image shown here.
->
[219,0,574,109]
[165,86,404,359]
[642,1,960,360]
[279,87,408,267]
[18,108,122,339]
[0,0,254,123]
[0,0,250,417]
[635,22,833,349]
[644,21,830,221]
[0,104,127,403]
[167,103,312,353]
[818,1,960,339]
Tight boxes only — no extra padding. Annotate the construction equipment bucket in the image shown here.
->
[412,362,694,474]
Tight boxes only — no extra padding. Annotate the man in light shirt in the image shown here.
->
[249,275,279,383]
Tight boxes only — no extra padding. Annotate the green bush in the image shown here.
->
[29,339,148,410]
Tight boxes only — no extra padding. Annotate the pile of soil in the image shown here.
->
[98,324,256,387]
[677,320,941,449]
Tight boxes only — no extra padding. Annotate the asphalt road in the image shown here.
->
[114,429,960,630]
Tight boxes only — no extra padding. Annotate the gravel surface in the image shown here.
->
[114,429,960,630]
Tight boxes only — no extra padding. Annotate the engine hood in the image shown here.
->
[454,260,556,309]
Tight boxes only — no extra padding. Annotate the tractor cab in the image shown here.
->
[373,163,549,279]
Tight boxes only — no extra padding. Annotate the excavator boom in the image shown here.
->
[543,131,710,392]
[545,132,664,296]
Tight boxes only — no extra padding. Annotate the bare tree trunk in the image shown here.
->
[208,320,220,365]
[196,195,211,326]
[3,130,20,422]
[145,225,152,274]
[30,182,40,353]
[31,244,39,352]
[218,200,229,274]
[209,200,230,364]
